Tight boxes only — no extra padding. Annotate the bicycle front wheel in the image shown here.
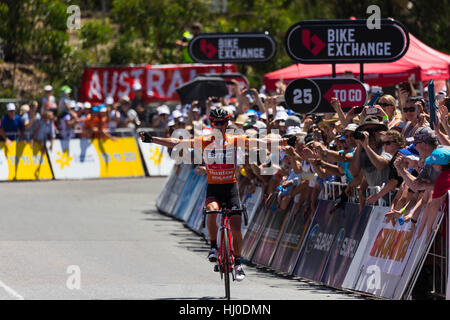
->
[222,228,231,300]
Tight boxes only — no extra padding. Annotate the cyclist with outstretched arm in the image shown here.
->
[140,107,296,281]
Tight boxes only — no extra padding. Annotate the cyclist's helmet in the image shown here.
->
[209,107,232,121]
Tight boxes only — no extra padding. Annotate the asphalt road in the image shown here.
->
[0,177,364,300]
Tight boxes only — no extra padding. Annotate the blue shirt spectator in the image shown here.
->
[0,103,25,142]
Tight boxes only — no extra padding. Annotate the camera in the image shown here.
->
[353,131,365,140]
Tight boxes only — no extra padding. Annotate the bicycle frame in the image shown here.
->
[202,204,248,300]
[218,211,235,278]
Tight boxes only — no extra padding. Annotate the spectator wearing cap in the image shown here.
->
[41,85,57,115]
[31,110,56,152]
[394,127,441,193]
[59,100,79,140]
[117,95,141,133]
[0,103,25,145]
[105,96,120,134]
[152,104,170,136]
[58,85,72,115]
[131,82,148,126]
[418,147,450,242]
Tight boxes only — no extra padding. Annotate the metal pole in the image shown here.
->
[332,64,336,78]
[360,63,364,83]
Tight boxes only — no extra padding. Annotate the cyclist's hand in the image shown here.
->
[139,131,153,143]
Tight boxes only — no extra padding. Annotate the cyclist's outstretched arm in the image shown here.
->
[139,131,187,148]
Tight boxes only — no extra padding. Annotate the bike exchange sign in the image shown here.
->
[189,33,276,64]
[285,19,409,63]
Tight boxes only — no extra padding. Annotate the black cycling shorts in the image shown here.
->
[205,183,242,211]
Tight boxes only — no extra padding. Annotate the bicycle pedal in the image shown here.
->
[214,265,219,272]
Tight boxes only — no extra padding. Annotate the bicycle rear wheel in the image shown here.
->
[222,228,231,300]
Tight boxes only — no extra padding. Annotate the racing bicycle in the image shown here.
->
[202,203,248,300]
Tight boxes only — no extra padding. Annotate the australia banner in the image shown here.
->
[79,64,237,105]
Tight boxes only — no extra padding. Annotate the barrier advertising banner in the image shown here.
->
[343,207,438,299]
[185,180,208,234]
[137,141,174,176]
[165,165,193,216]
[47,137,144,179]
[79,64,237,105]
[0,141,53,180]
[292,200,371,282]
[240,187,263,237]
[156,165,179,214]
[269,203,316,274]
[241,200,270,262]
[319,202,372,288]
[252,199,293,267]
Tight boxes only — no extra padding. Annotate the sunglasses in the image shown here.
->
[211,120,226,127]
[379,102,393,107]
[403,106,416,113]
[382,141,395,146]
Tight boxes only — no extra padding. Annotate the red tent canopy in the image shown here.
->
[264,33,450,91]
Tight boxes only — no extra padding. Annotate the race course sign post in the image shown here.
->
[285,19,409,82]
[284,78,367,114]
[188,33,277,64]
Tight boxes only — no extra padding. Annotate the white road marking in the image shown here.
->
[0,280,24,300]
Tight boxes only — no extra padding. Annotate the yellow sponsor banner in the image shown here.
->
[90,137,144,178]
[0,141,53,180]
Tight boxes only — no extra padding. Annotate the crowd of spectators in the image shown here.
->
[148,78,450,243]
[0,83,149,148]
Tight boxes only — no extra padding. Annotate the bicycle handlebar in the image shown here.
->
[202,205,248,228]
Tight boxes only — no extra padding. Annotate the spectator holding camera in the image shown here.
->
[349,115,392,188]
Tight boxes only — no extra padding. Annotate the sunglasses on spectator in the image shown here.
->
[403,106,416,113]
[379,102,393,107]
[211,120,227,126]
[382,140,396,146]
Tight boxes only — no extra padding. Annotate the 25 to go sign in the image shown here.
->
[285,78,367,114]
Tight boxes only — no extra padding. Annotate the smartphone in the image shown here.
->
[366,107,379,115]
[244,90,254,95]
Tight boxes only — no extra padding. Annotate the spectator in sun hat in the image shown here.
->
[349,115,392,189]
[0,103,25,145]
